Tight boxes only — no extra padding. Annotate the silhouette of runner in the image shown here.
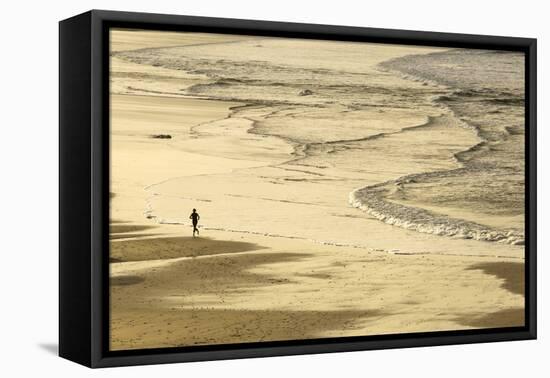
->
[189,208,200,237]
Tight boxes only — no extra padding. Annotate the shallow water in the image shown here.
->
[375,49,525,243]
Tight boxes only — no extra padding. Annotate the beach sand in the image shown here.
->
[109,30,525,351]
[110,221,523,349]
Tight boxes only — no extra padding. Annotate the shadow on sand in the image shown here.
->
[467,261,524,296]
[111,307,384,351]
[108,221,384,350]
[110,233,162,240]
[111,275,146,286]
[110,240,380,349]
[454,261,525,328]
[110,235,264,262]
[110,224,156,234]
[454,308,524,328]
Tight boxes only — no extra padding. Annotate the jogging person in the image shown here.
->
[189,208,200,237]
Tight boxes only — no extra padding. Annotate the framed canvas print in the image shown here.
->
[59,10,536,368]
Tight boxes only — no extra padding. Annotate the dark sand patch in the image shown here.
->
[110,224,156,234]
[454,308,524,328]
[110,233,162,240]
[467,262,524,296]
[110,307,382,350]
[331,261,348,268]
[111,275,145,286]
[296,273,332,280]
[110,236,263,262]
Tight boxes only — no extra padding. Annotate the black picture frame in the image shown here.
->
[59,9,537,368]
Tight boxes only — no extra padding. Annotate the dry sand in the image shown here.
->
[109,30,525,351]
